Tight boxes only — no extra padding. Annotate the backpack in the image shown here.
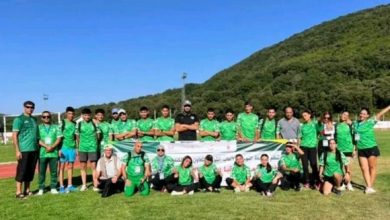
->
[77,120,97,133]
[61,119,76,132]
[260,118,278,139]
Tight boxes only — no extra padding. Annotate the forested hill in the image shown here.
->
[81,4,390,119]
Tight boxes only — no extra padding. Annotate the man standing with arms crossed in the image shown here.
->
[13,101,39,199]
[237,101,259,142]
[175,100,199,141]
[277,107,300,143]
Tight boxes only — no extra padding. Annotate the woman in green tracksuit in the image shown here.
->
[167,155,199,195]
[123,142,151,197]
[252,154,282,196]
[353,106,390,194]
[226,154,252,193]
[279,142,304,191]
[319,139,350,196]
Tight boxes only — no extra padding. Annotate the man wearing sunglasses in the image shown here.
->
[112,109,137,141]
[12,101,39,199]
[151,146,175,191]
[37,111,62,195]
[175,100,199,141]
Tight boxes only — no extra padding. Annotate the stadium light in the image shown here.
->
[181,72,187,110]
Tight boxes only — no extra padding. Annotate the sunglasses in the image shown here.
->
[157,149,165,152]
[25,106,35,109]
[112,112,118,115]
[42,116,51,119]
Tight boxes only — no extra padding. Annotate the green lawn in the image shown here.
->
[1,131,389,220]
[0,143,16,163]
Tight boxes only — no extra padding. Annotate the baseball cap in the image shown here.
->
[118,109,126,115]
[183,100,192,106]
[112,108,119,114]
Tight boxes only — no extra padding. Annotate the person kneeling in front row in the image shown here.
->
[226,154,252,193]
[93,145,124,198]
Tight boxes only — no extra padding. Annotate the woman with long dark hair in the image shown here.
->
[317,112,335,158]
[252,154,282,196]
[319,139,349,195]
[167,155,199,195]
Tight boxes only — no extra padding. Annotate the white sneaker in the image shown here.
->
[346,183,354,191]
[234,187,241,193]
[92,187,101,192]
[187,190,194,195]
[365,187,376,194]
[171,191,185,196]
[245,186,250,192]
[37,189,44,196]
[50,189,59,194]
[266,191,273,197]
[339,184,346,191]
[80,185,88,192]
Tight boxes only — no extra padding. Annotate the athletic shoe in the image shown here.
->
[59,186,66,194]
[80,185,88,192]
[234,187,241,193]
[244,186,250,192]
[50,189,59,194]
[66,185,77,192]
[171,191,185,196]
[339,184,346,191]
[346,183,354,191]
[188,190,194,195]
[294,185,302,192]
[213,188,221,193]
[92,187,101,192]
[266,191,273,197]
[365,187,376,194]
[37,189,44,196]
[334,189,342,196]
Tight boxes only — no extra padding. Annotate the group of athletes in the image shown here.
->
[12,100,390,198]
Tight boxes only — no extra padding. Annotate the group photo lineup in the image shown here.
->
[1,1,390,219]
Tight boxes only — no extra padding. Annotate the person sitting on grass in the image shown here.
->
[279,142,304,191]
[198,154,222,193]
[167,155,199,196]
[150,145,175,192]
[319,139,350,196]
[93,145,124,198]
[252,154,282,196]
[122,141,151,197]
[226,154,252,193]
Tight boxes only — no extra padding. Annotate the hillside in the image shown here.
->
[81,5,390,119]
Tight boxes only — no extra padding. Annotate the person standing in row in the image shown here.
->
[175,100,199,141]
[353,106,390,194]
[199,108,220,141]
[154,105,175,142]
[113,109,137,141]
[137,106,155,142]
[237,101,259,142]
[76,108,101,191]
[94,109,112,154]
[277,106,300,142]
[259,107,279,140]
[37,111,62,195]
[13,101,39,199]
[219,109,238,141]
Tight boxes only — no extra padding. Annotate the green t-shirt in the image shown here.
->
[319,152,349,177]
[110,119,120,133]
[113,119,136,136]
[219,120,237,141]
[12,114,39,152]
[200,119,220,141]
[299,120,318,148]
[255,165,277,183]
[124,151,150,178]
[259,118,279,140]
[38,124,62,158]
[137,118,155,142]
[97,121,111,149]
[76,121,100,152]
[353,117,377,150]
[176,165,193,185]
[151,155,174,177]
[279,153,302,174]
[60,119,76,148]
[336,122,354,153]
[237,113,259,141]
[154,117,175,142]
[231,164,251,184]
[199,163,218,184]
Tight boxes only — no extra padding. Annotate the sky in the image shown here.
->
[1,0,389,114]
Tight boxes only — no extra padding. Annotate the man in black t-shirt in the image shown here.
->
[175,100,199,141]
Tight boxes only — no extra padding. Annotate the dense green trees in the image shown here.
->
[78,5,390,120]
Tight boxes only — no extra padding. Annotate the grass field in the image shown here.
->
[1,131,389,220]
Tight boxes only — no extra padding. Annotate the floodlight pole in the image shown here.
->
[181,73,187,110]
[2,116,6,144]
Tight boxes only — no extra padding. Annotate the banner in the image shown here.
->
[112,140,286,186]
